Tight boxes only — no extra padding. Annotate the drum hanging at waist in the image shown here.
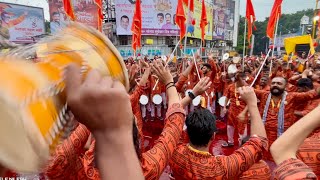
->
[152,94,163,105]
[139,95,149,105]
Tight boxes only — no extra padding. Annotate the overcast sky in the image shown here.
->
[0,0,317,21]
[240,0,316,21]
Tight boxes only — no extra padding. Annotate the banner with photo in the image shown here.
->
[115,0,179,36]
[0,2,45,44]
[48,0,99,34]
[185,1,213,40]
[213,0,227,40]
[224,0,235,41]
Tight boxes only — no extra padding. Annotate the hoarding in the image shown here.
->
[185,1,214,40]
[115,0,213,40]
[48,0,99,34]
[0,2,45,43]
[115,0,179,36]
[213,0,227,40]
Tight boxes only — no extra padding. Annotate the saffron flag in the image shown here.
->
[246,0,256,46]
[94,0,103,31]
[131,0,142,53]
[62,0,75,20]
[183,0,194,12]
[176,0,186,41]
[266,0,283,39]
[200,0,208,43]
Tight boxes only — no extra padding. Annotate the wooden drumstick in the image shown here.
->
[191,51,209,97]
[152,39,181,90]
[250,49,272,87]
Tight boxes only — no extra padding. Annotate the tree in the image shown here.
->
[45,20,51,34]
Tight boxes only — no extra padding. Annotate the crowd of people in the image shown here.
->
[1,51,320,180]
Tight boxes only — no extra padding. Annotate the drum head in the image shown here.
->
[192,96,201,106]
[228,64,238,74]
[185,89,192,97]
[233,57,241,64]
[218,96,230,107]
[0,59,51,172]
[139,95,149,105]
[153,94,163,105]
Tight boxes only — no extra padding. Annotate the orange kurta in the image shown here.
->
[225,83,248,134]
[255,90,318,160]
[273,158,317,180]
[130,85,148,152]
[45,103,185,180]
[297,132,320,177]
[45,124,98,180]
[239,160,271,180]
[169,135,268,179]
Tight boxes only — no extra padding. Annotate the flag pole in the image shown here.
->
[242,18,247,70]
[250,34,255,56]
[272,13,280,57]
[270,13,280,76]
[183,0,191,57]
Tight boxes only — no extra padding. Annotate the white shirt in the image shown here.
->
[117,26,131,35]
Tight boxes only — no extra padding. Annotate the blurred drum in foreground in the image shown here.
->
[0,23,128,173]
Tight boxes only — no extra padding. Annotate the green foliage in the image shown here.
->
[45,20,51,34]
[237,9,314,55]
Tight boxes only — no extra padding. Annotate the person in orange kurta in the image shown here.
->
[149,73,165,120]
[45,62,186,180]
[256,76,270,91]
[270,102,320,180]
[169,87,269,179]
[199,58,217,114]
[239,137,271,180]
[222,72,249,147]
[296,132,320,177]
[255,77,319,161]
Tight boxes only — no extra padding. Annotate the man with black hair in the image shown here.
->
[117,15,130,34]
[222,72,249,147]
[294,77,319,118]
[169,87,268,179]
[156,13,164,28]
[50,12,62,34]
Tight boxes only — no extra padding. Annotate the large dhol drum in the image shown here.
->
[0,23,129,173]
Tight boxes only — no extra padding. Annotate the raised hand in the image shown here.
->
[192,77,212,96]
[65,64,133,134]
[151,60,173,85]
[238,86,257,106]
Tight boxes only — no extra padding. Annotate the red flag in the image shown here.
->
[94,0,103,31]
[183,0,194,12]
[131,0,142,53]
[62,0,75,20]
[266,0,283,39]
[176,0,186,41]
[246,0,256,46]
[200,0,208,43]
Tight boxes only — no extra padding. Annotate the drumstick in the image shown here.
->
[152,39,181,90]
[191,51,209,97]
[250,49,272,87]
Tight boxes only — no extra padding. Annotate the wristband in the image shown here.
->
[166,84,176,90]
[165,82,174,88]
[188,91,196,99]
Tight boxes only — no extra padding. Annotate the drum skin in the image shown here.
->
[0,23,129,173]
